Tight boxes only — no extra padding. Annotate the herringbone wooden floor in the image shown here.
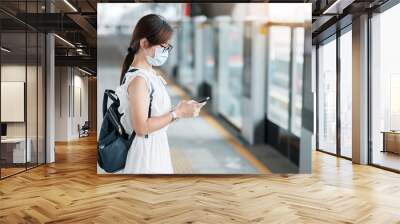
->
[1,135,400,224]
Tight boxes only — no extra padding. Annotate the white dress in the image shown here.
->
[115,67,174,174]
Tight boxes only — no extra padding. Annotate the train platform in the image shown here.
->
[165,74,298,174]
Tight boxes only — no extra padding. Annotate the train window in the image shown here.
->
[266,26,291,130]
[217,21,244,129]
[291,27,305,137]
[242,21,252,99]
[203,24,215,84]
[178,19,195,91]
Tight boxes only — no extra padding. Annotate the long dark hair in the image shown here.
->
[120,14,173,84]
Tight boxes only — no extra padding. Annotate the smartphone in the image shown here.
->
[196,96,210,103]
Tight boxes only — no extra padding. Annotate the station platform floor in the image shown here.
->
[167,84,261,174]
[164,74,298,174]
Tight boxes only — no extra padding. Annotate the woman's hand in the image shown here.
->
[174,100,206,118]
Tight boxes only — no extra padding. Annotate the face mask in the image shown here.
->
[145,46,168,66]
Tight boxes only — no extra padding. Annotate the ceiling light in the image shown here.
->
[1,47,11,53]
[322,0,354,15]
[63,0,78,12]
[54,34,75,48]
[78,67,92,76]
[323,0,341,14]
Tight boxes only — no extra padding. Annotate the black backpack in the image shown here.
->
[97,69,154,173]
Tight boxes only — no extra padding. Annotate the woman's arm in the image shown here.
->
[128,76,172,136]
[127,76,205,137]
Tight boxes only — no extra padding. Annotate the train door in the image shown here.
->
[178,17,195,92]
[199,20,214,99]
[264,23,305,166]
[193,16,207,97]
[214,17,244,130]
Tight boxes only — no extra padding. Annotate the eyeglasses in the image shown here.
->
[160,43,173,53]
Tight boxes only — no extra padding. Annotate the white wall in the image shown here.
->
[72,73,89,138]
[54,67,89,141]
[1,65,42,137]
[1,66,27,138]
[1,63,47,164]
[55,67,68,141]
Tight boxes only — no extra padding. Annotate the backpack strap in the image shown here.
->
[102,68,137,117]
[122,68,138,84]
[102,89,118,117]
[147,81,154,117]
[144,81,154,138]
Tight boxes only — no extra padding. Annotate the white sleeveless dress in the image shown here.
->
[115,67,174,174]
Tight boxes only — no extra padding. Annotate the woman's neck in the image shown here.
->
[131,54,153,73]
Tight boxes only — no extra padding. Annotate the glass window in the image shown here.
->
[38,32,46,165]
[317,36,337,154]
[178,19,194,91]
[27,30,38,169]
[217,21,244,128]
[267,26,291,130]
[339,28,352,158]
[371,4,400,171]
[291,27,305,137]
[0,1,46,179]
[203,24,215,85]
[1,30,28,178]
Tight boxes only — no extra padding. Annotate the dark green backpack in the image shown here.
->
[97,69,154,173]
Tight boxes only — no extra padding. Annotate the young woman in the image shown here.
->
[116,14,205,174]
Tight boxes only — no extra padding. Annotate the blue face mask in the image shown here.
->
[145,46,169,66]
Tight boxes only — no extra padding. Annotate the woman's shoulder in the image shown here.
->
[125,67,149,79]
[124,68,149,82]
[123,68,152,92]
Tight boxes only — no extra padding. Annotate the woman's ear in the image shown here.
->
[139,38,148,49]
